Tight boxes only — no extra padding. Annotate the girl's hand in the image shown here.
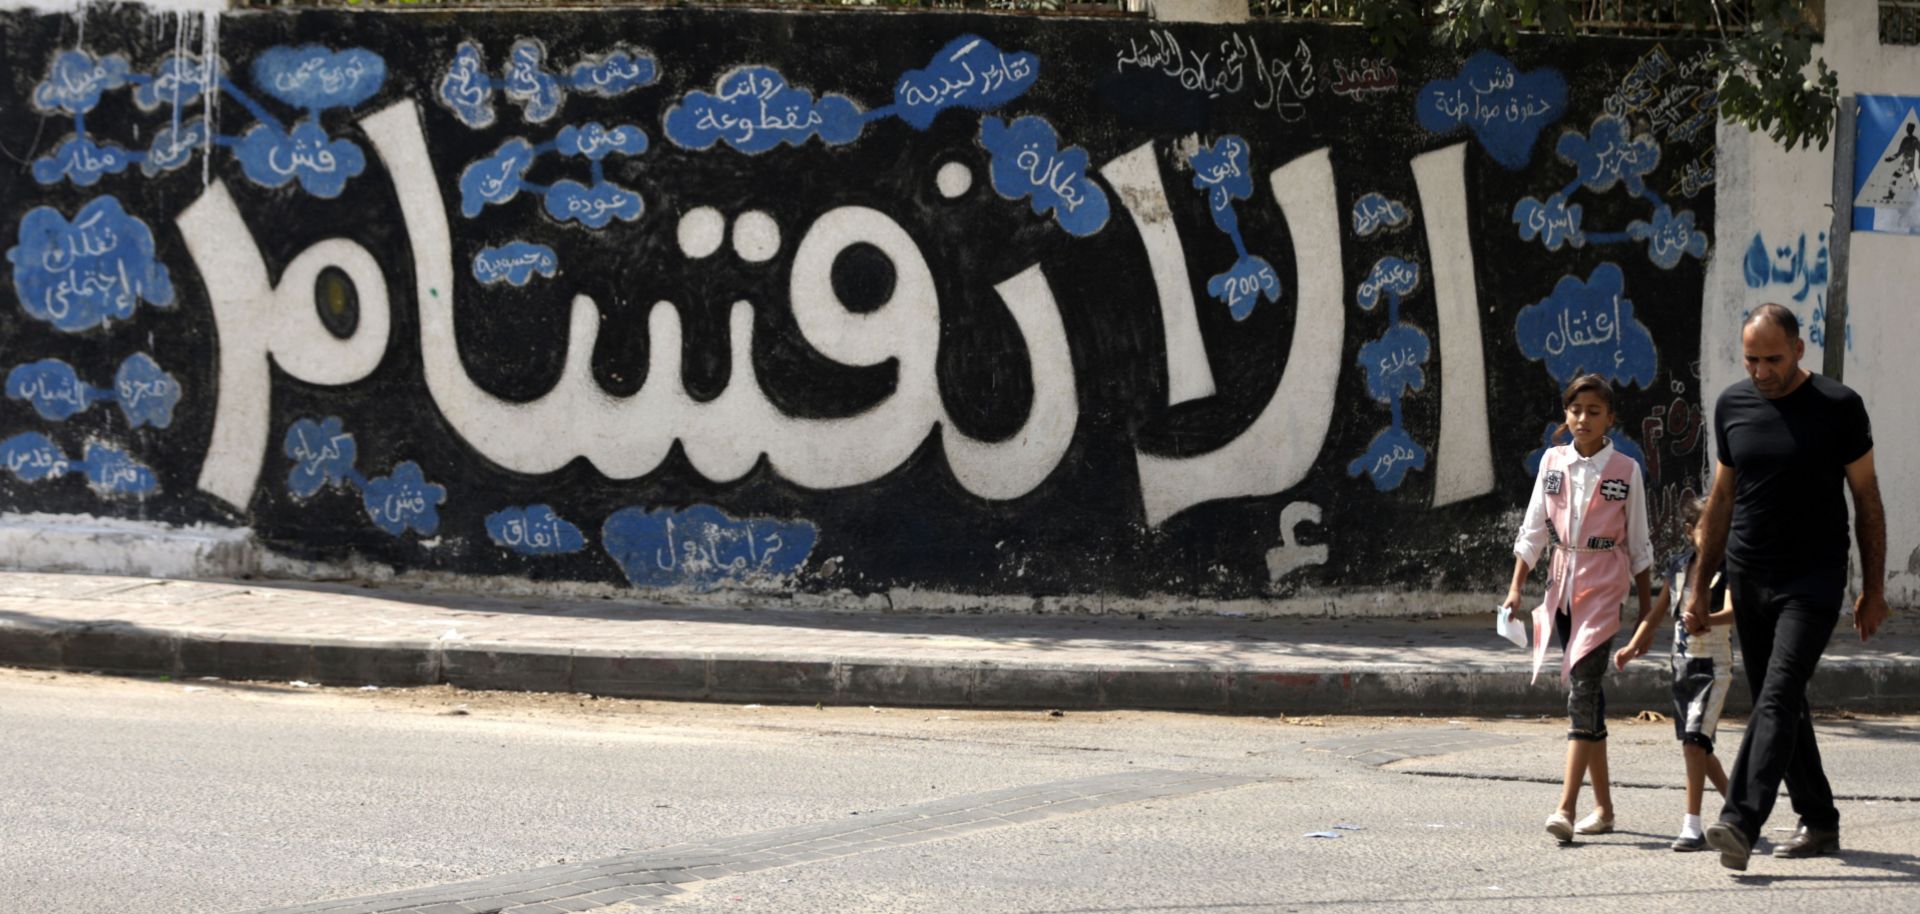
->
[1613,639,1649,671]
[1500,588,1524,612]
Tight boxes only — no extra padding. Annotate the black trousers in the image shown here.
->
[1720,569,1844,842]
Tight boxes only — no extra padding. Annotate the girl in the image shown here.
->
[1501,373,1654,843]
[1613,497,1734,851]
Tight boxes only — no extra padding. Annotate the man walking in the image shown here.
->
[1688,303,1889,871]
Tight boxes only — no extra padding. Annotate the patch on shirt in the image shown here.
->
[1544,470,1564,495]
[1600,478,1629,501]
[1587,536,1616,549]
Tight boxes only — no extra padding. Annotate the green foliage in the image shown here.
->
[1338,0,1839,151]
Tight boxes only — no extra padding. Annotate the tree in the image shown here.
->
[1313,1,1838,151]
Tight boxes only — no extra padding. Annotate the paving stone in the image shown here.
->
[708,658,837,703]
[971,666,1102,709]
[214,637,315,682]
[443,646,572,693]
[0,622,60,668]
[569,654,706,700]
[1098,668,1228,711]
[838,661,975,706]
[59,625,177,676]
[312,640,441,686]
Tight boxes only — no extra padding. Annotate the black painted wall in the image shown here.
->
[0,5,1716,603]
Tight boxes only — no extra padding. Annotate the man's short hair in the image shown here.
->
[1743,302,1800,339]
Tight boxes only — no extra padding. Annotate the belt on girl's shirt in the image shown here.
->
[1552,539,1619,554]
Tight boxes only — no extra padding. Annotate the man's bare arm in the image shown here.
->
[1845,449,1890,641]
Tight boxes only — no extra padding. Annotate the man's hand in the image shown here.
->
[1682,588,1711,635]
[1854,591,1890,642]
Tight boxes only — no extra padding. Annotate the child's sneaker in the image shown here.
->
[1545,812,1575,843]
[1672,813,1706,851]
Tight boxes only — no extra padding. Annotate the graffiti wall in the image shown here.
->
[0,4,1717,607]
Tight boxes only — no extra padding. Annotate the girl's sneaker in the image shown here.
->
[1671,833,1706,851]
[1545,812,1575,843]
[1574,810,1615,835]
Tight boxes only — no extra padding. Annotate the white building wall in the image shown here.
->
[1708,0,1920,605]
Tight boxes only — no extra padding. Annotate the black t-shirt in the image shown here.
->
[1713,373,1872,582]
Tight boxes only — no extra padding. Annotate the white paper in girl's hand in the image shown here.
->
[1495,606,1529,649]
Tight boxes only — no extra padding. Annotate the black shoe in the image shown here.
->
[1773,825,1840,858]
[1671,834,1706,852]
[1704,821,1751,871]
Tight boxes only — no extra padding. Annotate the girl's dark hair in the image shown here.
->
[1679,495,1706,532]
[1560,373,1614,410]
[1555,373,1614,438]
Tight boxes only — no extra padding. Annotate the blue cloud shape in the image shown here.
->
[113,353,182,430]
[1742,234,1772,289]
[32,51,132,115]
[283,416,359,499]
[602,504,818,590]
[143,118,209,176]
[569,48,657,97]
[1515,262,1657,388]
[1627,205,1710,269]
[544,180,644,229]
[32,136,135,187]
[1357,256,1421,310]
[1189,135,1255,203]
[486,504,587,556]
[893,35,1039,131]
[663,66,864,154]
[252,45,386,110]
[135,53,221,111]
[556,122,648,160]
[79,442,158,497]
[0,432,69,483]
[979,115,1110,238]
[1416,51,1567,170]
[437,42,495,129]
[472,241,559,286]
[1207,255,1280,321]
[6,359,99,421]
[503,40,563,123]
[234,119,367,198]
[1558,114,1659,194]
[9,196,175,333]
[458,138,537,217]
[1512,192,1585,250]
[1358,323,1430,403]
[362,461,447,537]
[1352,192,1411,237]
[1347,425,1429,492]
[1523,420,1648,480]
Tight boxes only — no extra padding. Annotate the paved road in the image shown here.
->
[2,667,1918,914]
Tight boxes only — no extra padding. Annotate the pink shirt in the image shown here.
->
[1518,443,1650,683]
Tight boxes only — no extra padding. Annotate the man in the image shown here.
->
[1688,303,1889,871]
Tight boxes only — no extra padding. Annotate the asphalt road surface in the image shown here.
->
[2,667,1917,913]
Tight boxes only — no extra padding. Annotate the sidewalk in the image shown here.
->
[2,570,1916,713]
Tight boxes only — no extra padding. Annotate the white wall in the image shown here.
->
[1707,0,1920,605]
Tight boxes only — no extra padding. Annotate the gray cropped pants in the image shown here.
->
[1555,610,1612,742]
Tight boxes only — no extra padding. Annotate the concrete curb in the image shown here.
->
[6,615,1919,713]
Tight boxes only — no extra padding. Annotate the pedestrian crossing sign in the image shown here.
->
[1853,94,1920,234]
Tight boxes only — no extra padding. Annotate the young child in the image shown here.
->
[1613,497,1734,851]
[1502,373,1654,844]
